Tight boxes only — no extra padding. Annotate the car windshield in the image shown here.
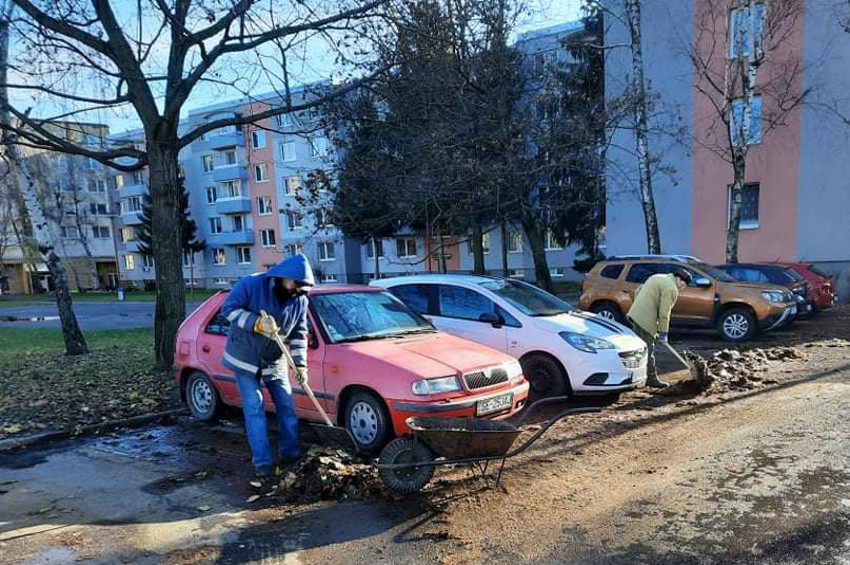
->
[698,263,738,283]
[478,279,573,317]
[311,291,434,344]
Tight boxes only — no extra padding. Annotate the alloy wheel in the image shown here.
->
[723,313,749,340]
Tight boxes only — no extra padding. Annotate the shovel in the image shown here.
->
[260,311,359,453]
[661,340,691,372]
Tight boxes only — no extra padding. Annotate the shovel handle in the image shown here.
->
[662,340,690,369]
[261,315,335,427]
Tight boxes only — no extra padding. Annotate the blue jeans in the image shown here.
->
[235,369,300,471]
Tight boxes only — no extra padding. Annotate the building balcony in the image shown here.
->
[122,211,144,226]
[215,197,251,215]
[209,230,254,246]
[119,183,148,198]
[212,166,248,182]
[208,132,244,150]
[123,241,143,252]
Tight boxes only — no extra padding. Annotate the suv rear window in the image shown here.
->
[625,263,661,284]
[600,264,624,279]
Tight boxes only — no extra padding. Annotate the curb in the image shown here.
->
[0,408,188,452]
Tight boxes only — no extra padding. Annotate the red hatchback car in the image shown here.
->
[777,263,838,311]
[173,286,529,452]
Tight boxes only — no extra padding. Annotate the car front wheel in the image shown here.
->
[718,307,757,342]
[521,354,569,398]
[591,301,625,324]
[345,391,392,453]
[185,371,221,421]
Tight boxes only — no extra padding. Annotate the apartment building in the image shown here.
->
[604,0,850,299]
[0,122,117,294]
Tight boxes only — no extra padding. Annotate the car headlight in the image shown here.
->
[504,360,523,380]
[761,291,786,303]
[411,376,461,396]
[559,331,615,354]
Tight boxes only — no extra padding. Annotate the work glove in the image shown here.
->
[658,332,669,343]
[295,366,309,387]
[253,311,280,338]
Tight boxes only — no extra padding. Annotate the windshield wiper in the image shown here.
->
[336,332,398,344]
[392,328,438,336]
[530,309,571,317]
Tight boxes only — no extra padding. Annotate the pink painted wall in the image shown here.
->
[244,102,282,270]
[690,0,805,264]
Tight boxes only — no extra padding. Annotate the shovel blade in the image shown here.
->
[308,422,359,453]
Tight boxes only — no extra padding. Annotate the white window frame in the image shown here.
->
[467,232,491,254]
[508,268,524,278]
[396,237,417,258]
[257,196,273,215]
[285,175,301,196]
[219,180,242,198]
[214,277,229,286]
[728,183,760,230]
[252,130,267,150]
[114,175,124,189]
[287,211,303,231]
[286,243,304,256]
[232,215,246,232]
[261,229,276,248]
[276,113,295,128]
[237,246,252,264]
[729,3,765,59]
[142,254,154,268]
[124,254,135,270]
[61,226,80,238]
[507,232,523,253]
[311,136,330,158]
[280,141,296,162]
[212,248,227,265]
[254,163,269,182]
[321,273,338,283]
[730,95,763,147]
[206,186,217,204]
[209,217,223,234]
[202,154,215,173]
[366,239,385,259]
[550,267,565,278]
[544,229,564,251]
[318,241,336,262]
[219,148,238,167]
[132,171,144,185]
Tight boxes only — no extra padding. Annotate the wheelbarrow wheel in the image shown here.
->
[379,437,435,495]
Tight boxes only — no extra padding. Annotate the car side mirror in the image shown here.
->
[479,312,504,328]
[694,277,711,288]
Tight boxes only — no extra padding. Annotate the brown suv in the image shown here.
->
[579,255,798,341]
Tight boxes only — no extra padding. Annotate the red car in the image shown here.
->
[173,286,529,452]
[777,262,837,311]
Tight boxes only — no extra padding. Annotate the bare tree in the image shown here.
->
[0,0,388,367]
[685,0,809,262]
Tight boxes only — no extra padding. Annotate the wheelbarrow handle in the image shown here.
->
[512,395,572,427]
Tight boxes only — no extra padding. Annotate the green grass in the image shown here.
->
[0,288,219,306]
[0,326,154,357]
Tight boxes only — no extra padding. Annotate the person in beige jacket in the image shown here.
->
[627,269,691,388]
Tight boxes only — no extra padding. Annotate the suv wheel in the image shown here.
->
[718,307,757,342]
[521,354,569,398]
[185,371,220,421]
[591,301,625,324]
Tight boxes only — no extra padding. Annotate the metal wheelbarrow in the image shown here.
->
[377,396,601,494]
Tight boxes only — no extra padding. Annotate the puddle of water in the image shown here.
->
[0,315,60,322]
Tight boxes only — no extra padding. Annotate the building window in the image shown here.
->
[113,175,124,189]
[252,130,267,150]
[232,215,245,231]
[366,239,384,258]
[729,183,760,229]
[88,179,106,193]
[731,96,762,146]
[214,277,229,286]
[317,208,333,228]
[237,246,252,264]
[321,273,338,283]
[218,149,237,167]
[396,237,417,258]
[533,50,558,77]
[206,186,217,204]
[286,211,303,231]
[508,269,524,278]
[254,163,269,182]
[280,141,296,162]
[142,254,154,268]
[124,254,135,270]
[261,229,276,248]
[212,248,226,265]
[729,3,765,58]
[123,196,142,213]
[276,113,295,128]
[121,227,136,242]
[466,232,490,254]
[202,154,215,173]
[60,226,79,238]
[508,232,523,253]
[285,175,301,196]
[550,267,565,278]
[132,171,144,185]
[257,196,272,215]
[92,225,110,239]
[182,252,191,267]
[219,180,241,198]
[285,243,304,256]
[209,217,223,234]
[319,242,336,261]
[311,136,330,158]
[545,229,564,250]
[90,203,108,215]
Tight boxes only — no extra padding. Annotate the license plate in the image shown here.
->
[476,393,513,416]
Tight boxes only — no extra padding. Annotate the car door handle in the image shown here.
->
[202,344,211,353]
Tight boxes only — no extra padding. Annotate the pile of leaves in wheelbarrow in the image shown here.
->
[259,445,386,504]
[668,346,805,395]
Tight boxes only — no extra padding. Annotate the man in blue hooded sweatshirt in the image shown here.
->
[221,254,315,479]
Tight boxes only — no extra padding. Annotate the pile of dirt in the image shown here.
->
[676,346,805,394]
[264,446,383,504]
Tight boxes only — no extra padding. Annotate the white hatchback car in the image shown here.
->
[373,275,648,397]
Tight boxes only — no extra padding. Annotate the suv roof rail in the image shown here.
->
[606,254,704,264]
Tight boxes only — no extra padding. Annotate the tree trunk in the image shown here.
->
[624,0,662,254]
[147,142,186,369]
[500,222,509,277]
[519,211,553,292]
[471,224,486,274]
[0,4,86,354]
[373,237,381,278]
[726,149,747,263]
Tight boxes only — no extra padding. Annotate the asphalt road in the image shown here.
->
[0,302,202,330]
